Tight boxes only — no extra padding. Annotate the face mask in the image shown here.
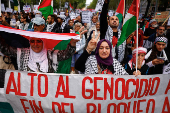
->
[35,14,42,18]
[152,24,158,28]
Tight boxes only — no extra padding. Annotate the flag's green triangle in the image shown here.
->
[0,102,14,113]
[116,13,123,23]
[39,6,53,20]
[117,16,136,46]
[54,40,72,74]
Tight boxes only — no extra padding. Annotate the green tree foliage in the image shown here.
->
[87,0,136,11]
[87,0,98,9]
[53,0,85,9]
[87,0,122,10]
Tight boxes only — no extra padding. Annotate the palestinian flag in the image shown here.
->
[0,25,79,74]
[117,0,140,46]
[69,3,73,11]
[0,25,79,49]
[115,0,125,24]
[38,0,53,19]
[54,40,72,74]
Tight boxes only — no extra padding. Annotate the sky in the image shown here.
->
[86,0,93,5]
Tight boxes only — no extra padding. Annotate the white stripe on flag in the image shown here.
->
[0,26,80,40]
[123,13,134,25]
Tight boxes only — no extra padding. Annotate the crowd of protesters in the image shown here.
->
[0,0,170,76]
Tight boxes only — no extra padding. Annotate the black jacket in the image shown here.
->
[51,23,61,33]
[124,63,149,75]
[63,25,73,33]
[100,2,109,39]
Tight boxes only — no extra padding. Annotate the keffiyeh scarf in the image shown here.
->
[46,22,56,32]
[105,26,126,62]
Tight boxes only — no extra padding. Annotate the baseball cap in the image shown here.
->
[33,17,45,25]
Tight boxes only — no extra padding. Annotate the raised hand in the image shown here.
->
[86,31,100,54]
[70,26,87,46]
[79,26,87,36]
[133,70,141,76]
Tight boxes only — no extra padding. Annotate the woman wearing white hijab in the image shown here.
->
[27,38,48,72]
[17,37,76,73]
[0,17,82,73]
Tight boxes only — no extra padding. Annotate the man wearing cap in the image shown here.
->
[145,37,170,74]
[46,14,60,33]
[28,11,43,30]
[143,19,158,49]
[0,17,79,73]
[57,15,66,33]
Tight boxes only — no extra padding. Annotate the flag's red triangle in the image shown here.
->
[116,0,124,15]
[128,0,140,17]
[38,0,51,9]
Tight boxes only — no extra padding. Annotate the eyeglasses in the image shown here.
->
[30,40,43,43]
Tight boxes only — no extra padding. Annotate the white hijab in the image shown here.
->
[28,39,48,72]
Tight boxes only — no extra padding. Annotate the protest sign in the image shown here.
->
[75,9,81,14]
[95,0,105,12]
[167,17,170,26]
[60,12,65,15]
[1,4,5,12]
[14,6,18,11]
[23,5,31,13]
[6,8,13,13]
[0,70,170,113]
[65,2,69,8]
[70,13,77,20]
[82,11,91,23]
[163,63,170,74]
[33,5,39,13]
[155,11,170,22]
